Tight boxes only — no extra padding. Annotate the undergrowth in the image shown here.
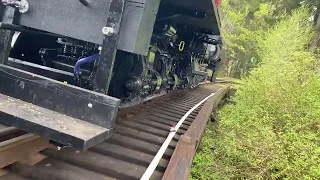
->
[191,7,320,180]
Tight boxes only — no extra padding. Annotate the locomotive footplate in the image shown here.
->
[0,65,120,150]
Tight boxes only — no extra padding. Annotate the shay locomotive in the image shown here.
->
[0,0,221,149]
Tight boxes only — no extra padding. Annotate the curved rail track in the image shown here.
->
[0,84,225,180]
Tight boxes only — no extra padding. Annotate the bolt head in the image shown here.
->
[19,0,29,13]
[102,27,114,36]
[88,103,93,108]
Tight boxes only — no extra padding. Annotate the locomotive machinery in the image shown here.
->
[0,0,221,150]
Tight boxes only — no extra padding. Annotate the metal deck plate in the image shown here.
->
[0,93,112,150]
[0,65,120,150]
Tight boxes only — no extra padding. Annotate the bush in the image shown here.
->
[191,7,320,179]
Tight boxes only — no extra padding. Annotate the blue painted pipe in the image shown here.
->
[74,54,100,75]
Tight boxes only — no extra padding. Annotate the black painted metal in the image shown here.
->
[0,64,120,129]
[79,0,89,6]
[16,0,112,44]
[7,58,76,85]
[0,4,4,19]
[174,15,220,35]
[0,64,121,149]
[0,93,113,150]
[164,0,214,14]
[0,22,64,37]
[161,0,221,35]
[117,0,161,56]
[0,6,15,64]
[93,0,125,94]
[0,0,127,149]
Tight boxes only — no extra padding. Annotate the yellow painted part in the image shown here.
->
[148,51,155,65]
[207,69,213,77]
[169,26,177,34]
[178,41,185,51]
[157,78,162,85]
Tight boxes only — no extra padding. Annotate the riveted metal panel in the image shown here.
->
[16,0,111,44]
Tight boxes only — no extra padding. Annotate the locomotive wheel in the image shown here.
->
[109,52,143,99]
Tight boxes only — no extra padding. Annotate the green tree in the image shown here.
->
[217,0,319,78]
[219,0,274,78]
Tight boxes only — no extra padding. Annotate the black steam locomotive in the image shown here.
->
[0,0,221,149]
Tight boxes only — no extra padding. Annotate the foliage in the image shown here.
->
[219,0,272,78]
[192,7,320,179]
[217,0,320,78]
